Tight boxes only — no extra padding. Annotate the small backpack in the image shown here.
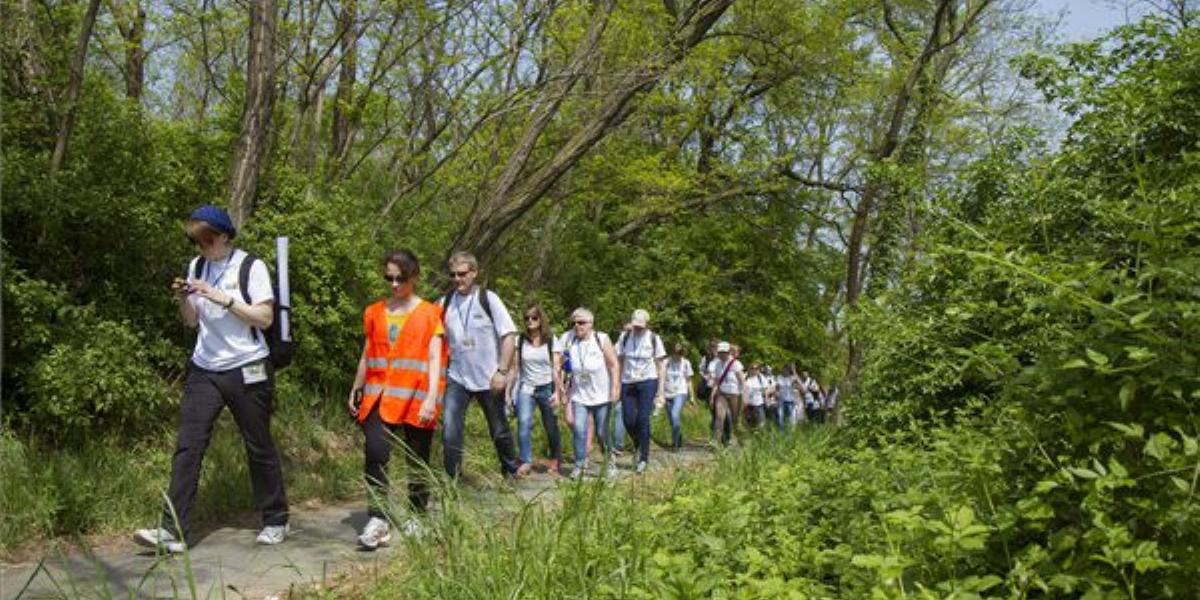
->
[193,250,296,369]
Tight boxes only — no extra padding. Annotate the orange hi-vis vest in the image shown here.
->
[358,299,448,428]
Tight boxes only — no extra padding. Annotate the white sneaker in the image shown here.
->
[636,461,647,474]
[400,517,423,538]
[570,467,583,479]
[133,528,187,554]
[256,524,289,545]
[358,517,392,550]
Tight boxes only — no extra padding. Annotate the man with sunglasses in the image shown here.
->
[134,205,289,553]
[439,251,529,479]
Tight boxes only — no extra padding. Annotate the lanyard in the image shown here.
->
[204,250,235,287]
[454,290,476,333]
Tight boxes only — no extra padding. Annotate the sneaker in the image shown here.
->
[358,517,391,550]
[636,461,647,474]
[514,462,532,479]
[256,524,289,545]
[133,528,187,554]
[545,459,561,475]
[570,467,583,479]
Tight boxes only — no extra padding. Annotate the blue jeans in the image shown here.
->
[572,402,610,468]
[608,402,626,451]
[621,379,658,463]
[668,393,687,448]
[779,401,795,432]
[441,380,521,478]
[516,383,561,465]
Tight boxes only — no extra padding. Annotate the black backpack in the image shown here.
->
[193,250,296,369]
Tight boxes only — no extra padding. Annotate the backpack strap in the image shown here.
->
[192,256,206,280]
[236,250,254,304]
[441,286,497,325]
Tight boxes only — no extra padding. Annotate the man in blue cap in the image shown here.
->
[134,204,290,553]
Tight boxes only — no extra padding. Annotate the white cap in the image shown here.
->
[630,308,649,327]
[716,341,731,352]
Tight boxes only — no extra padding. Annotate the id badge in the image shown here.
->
[242,361,268,385]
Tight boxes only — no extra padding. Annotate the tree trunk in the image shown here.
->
[329,0,356,170]
[226,0,278,227]
[112,0,147,100]
[49,0,102,174]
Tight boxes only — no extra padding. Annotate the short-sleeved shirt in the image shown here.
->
[518,336,555,392]
[707,358,744,395]
[744,374,769,406]
[558,331,612,406]
[616,330,667,384]
[664,357,693,396]
[188,249,273,371]
[443,288,517,391]
[775,375,797,402]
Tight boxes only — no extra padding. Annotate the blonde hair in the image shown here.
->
[569,307,594,323]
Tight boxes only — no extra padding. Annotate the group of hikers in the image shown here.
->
[134,205,838,554]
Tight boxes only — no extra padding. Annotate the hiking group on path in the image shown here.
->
[134,205,839,555]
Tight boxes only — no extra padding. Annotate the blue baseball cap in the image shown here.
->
[188,204,236,239]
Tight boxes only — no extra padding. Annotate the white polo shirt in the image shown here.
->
[443,287,517,391]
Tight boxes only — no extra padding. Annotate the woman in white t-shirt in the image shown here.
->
[505,303,563,474]
[774,363,800,429]
[706,342,745,446]
[555,308,620,478]
[743,363,769,429]
[663,342,695,450]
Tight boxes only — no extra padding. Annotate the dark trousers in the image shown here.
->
[747,404,767,428]
[441,380,521,478]
[162,362,288,541]
[621,379,657,464]
[764,405,779,430]
[363,405,434,517]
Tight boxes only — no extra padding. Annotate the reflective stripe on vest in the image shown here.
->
[359,299,449,427]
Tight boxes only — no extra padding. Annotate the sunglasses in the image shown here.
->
[449,270,472,279]
[383,274,411,284]
[524,315,540,322]
[573,320,591,326]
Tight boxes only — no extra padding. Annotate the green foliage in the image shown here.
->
[850,18,1200,598]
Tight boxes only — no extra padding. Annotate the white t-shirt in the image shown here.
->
[744,373,769,407]
[616,330,667,384]
[707,358,744,395]
[800,377,817,404]
[518,336,554,392]
[443,288,517,391]
[664,357,693,396]
[775,375,797,402]
[558,330,612,406]
[187,250,273,371]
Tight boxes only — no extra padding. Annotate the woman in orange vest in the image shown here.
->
[348,249,446,549]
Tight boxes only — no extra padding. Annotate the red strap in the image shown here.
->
[716,360,736,388]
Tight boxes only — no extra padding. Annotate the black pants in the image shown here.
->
[162,362,288,541]
[363,405,435,518]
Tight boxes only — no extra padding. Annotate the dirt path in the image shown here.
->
[0,446,712,599]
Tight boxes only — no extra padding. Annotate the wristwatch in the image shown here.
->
[224,297,235,309]
[497,368,509,376]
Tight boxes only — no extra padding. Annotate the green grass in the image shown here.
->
[0,378,363,556]
[0,384,721,555]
